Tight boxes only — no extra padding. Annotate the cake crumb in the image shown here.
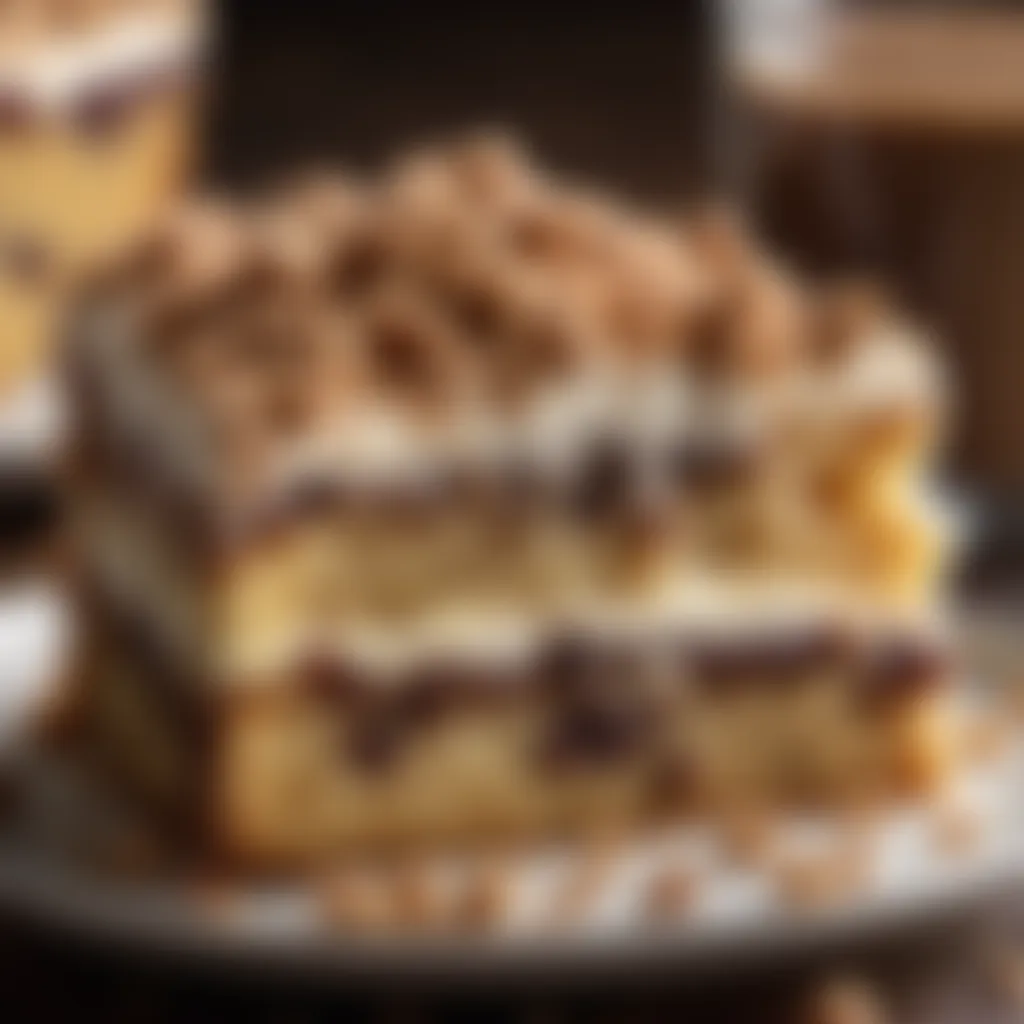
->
[392,859,450,929]
[644,861,700,920]
[549,838,620,925]
[775,848,855,910]
[718,806,775,867]
[932,798,982,857]
[321,868,395,932]
[453,857,512,929]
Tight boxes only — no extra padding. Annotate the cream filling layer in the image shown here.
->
[0,8,206,110]
[82,496,947,687]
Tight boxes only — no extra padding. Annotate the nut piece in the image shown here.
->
[931,798,982,857]
[247,212,325,291]
[718,806,776,867]
[774,846,862,910]
[453,858,512,930]
[320,868,395,932]
[391,860,451,930]
[688,202,753,283]
[644,862,700,921]
[446,130,537,208]
[550,836,621,925]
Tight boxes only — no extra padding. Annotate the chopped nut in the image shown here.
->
[688,203,753,282]
[801,974,888,1024]
[774,848,853,910]
[644,862,700,921]
[453,858,512,930]
[321,868,395,932]
[718,806,776,867]
[247,213,325,290]
[550,838,621,925]
[391,860,451,929]
[362,286,470,404]
[447,130,535,206]
[931,798,982,857]
[285,171,365,238]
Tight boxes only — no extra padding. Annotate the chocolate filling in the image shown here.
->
[671,436,758,490]
[540,694,656,771]
[685,623,856,691]
[857,635,951,709]
[570,436,635,520]
[87,586,950,780]
[204,432,761,554]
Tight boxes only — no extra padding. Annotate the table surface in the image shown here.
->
[3,902,1024,1023]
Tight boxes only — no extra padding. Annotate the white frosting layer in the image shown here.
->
[0,375,66,462]
[0,9,205,110]
[241,328,941,505]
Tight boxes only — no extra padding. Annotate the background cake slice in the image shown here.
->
[67,136,958,867]
[0,0,207,395]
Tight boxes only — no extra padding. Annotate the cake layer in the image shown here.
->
[0,1,204,393]
[78,612,956,865]
[78,479,948,685]
[0,1,203,114]
[66,137,957,865]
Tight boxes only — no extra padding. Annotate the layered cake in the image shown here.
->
[68,138,957,868]
[0,0,207,395]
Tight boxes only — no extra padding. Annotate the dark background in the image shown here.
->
[208,1,714,203]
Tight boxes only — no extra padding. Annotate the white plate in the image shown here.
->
[1,587,1022,984]
[0,378,65,465]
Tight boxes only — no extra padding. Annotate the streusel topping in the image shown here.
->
[89,134,903,478]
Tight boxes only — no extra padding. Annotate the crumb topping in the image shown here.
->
[86,133,918,486]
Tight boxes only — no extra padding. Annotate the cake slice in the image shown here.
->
[0,0,207,395]
[67,137,958,868]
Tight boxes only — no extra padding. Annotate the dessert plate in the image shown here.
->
[0,378,65,464]
[0,584,1022,984]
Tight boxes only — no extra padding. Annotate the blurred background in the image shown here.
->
[209,2,711,202]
